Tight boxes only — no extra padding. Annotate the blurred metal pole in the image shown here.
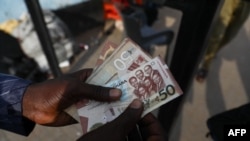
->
[24,0,62,77]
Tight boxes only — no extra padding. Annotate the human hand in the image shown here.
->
[77,99,166,141]
[135,113,166,141]
[22,69,121,126]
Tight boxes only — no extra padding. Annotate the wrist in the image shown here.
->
[22,85,35,122]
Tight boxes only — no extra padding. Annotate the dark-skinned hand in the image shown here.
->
[77,99,166,141]
[22,69,121,126]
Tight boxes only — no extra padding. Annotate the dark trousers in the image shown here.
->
[207,103,250,141]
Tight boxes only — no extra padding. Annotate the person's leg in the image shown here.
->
[220,0,250,47]
[196,0,244,82]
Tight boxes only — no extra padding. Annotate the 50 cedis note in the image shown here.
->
[77,56,182,134]
[86,38,151,85]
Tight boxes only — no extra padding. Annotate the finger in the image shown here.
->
[68,69,93,81]
[59,69,122,109]
[127,125,143,141]
[42,112,78,127]
[59,81,121,110]
[113,99,144,134]
[77,99,143,141]
[77,83,122,101]
[68,69,122,102]
[138,113,166,141]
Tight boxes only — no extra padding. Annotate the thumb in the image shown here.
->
[112,99,144,134]
[77,99,143,141]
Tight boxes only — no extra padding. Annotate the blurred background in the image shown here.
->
[0,0,250,140]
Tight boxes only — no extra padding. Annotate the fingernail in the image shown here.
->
[130,99,142,109]
[109,89,122,98]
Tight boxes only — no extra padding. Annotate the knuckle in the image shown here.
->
[89,85,110,101]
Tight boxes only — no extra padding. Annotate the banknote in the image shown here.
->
[77,38,149,133]
[95,41,118,67]
[77,56,182,134]
[95,39,151,72]
[86,38,152,85]
[107,56,183,116]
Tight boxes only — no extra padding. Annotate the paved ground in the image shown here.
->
[1,6,250,141]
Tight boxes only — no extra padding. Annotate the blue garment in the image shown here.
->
[0,73,35,136]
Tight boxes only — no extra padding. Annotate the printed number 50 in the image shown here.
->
[159,85,175,100]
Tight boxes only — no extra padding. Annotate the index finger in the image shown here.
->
[61,69,122,109]
[70,69,122,101]
[138,113,166,141]
[68,69,93,81]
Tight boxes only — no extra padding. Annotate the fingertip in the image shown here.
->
[139,113,158,127]
[109,89,122,100]
[129,99,143,109]
[143,113,157,121]
[113,99,143,135]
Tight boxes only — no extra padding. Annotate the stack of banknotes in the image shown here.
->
[76,38,183,134]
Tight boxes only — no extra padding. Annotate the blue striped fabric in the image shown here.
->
[0,73,35,136]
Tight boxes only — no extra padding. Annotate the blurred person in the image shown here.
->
[0,69,166,141]
[196,0,250,82]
